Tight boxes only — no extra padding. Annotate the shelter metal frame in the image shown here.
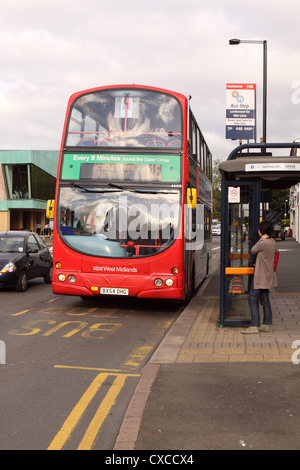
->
[219,142,300,327]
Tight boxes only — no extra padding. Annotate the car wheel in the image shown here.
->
[44,266,52,284]
[15,270,28,292]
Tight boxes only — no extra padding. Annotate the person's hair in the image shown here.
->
[259,220,273,237]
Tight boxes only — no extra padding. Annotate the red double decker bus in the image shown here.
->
[49,84,212,300]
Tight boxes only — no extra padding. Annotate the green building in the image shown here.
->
[0,150,59,232]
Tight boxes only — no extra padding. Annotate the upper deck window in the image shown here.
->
[66,89,182,149]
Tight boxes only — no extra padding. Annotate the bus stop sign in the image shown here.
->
[226,83,256,140]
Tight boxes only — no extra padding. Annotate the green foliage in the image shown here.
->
[213,158,222,218]
[269,189,289,214]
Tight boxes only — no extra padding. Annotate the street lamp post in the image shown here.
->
[229,38,267,144]
[285,199,288,222]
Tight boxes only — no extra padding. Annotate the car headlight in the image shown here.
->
[1,262,16,273]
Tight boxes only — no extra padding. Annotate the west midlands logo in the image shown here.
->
[232,90,244,103]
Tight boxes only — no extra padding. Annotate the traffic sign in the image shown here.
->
[228,186,240,203]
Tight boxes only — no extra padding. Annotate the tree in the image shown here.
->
[269,189,289,215]
[213,158,222,219]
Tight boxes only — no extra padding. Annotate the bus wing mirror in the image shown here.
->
[187,188,197,209]
[46,199,55,219]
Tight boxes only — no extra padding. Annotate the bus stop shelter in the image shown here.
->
[219,143,300,327]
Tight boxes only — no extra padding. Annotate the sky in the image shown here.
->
[1,0,300,161]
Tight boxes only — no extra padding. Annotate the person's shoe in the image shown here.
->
[241,326,259,334]
[258,325,269,332]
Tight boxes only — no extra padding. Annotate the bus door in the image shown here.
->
[220,180,260,326]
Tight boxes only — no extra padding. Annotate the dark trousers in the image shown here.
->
[248,282,273,327]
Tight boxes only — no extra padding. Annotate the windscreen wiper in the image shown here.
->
[70,182,122,193]
[107,183,176,194]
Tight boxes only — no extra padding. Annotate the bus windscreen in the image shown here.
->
[65,88,182,148]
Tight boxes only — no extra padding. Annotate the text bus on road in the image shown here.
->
[49,84,212,300]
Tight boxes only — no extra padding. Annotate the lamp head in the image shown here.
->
[229,38,241,45]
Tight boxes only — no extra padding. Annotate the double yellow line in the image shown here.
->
[48,319,173,450]
[48,367,139,450]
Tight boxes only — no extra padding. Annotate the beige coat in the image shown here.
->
[251,237,277,290]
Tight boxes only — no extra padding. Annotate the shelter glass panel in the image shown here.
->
[225,184,257,323]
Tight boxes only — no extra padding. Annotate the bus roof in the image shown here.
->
[67,84,188,106]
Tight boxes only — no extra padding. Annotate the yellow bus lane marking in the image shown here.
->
[54,365,124,373]
[8,319,122,339]
[11,297,58,316]
[48,372,108,450]
[10,303,119,318]
[47,320,171,449]
[121,345,154,369]
[11,309,31,316]
[37,304,119,318]
[120,319,173,370]
[77,374,127,450]
[48,370,140,451]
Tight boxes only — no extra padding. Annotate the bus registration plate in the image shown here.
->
[100,287,129,295]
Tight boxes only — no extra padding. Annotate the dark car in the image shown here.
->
[0,231,52,292]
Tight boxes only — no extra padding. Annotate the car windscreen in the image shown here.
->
[0,236,24,253]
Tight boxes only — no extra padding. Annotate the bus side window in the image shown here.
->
[196,128,201,165]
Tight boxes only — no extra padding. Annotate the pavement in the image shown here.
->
[114,266,300,451]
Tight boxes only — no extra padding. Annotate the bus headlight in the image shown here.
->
[68,275,76,283]
[58,274,66,282]
[154,278,163,287]
[165,278,174,287]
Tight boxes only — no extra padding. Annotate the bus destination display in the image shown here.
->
[61,153,181,183]
[80,162,162,181]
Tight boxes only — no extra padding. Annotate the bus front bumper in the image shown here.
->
[52,279,184,300]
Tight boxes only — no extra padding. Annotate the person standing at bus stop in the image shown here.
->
[241,220,277,334]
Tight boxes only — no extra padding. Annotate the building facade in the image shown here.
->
[0,150,58,232]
